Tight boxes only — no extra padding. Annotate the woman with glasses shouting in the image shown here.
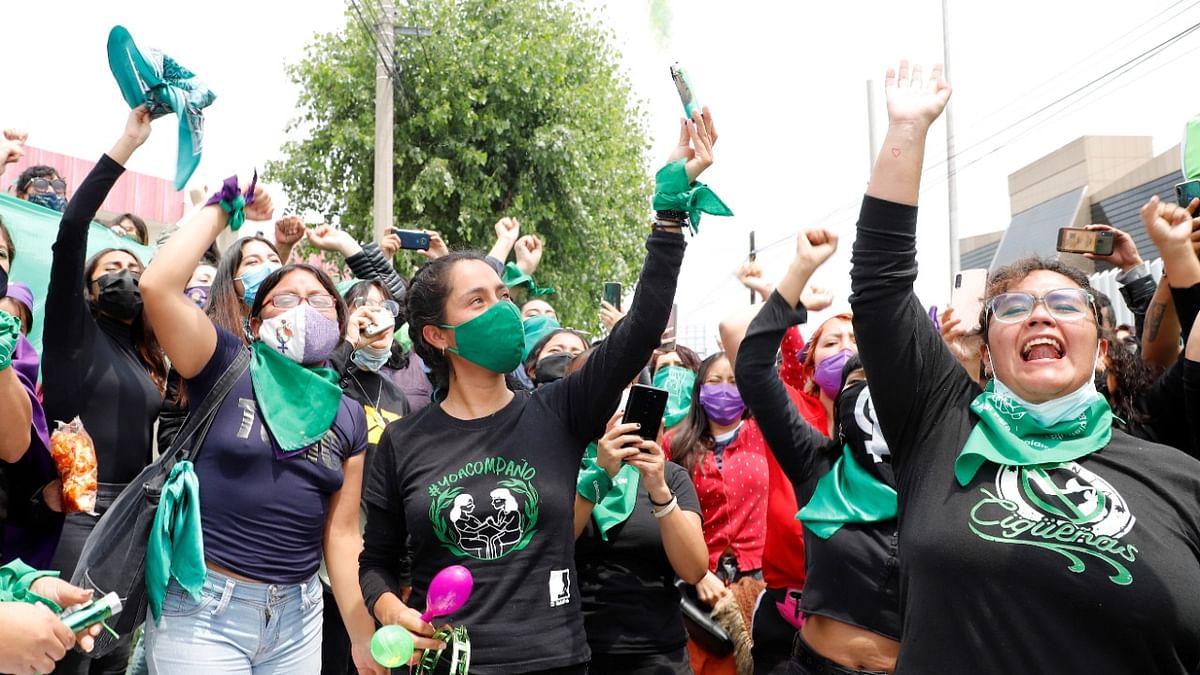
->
[848,61,1200,674]
[139,172,384,673]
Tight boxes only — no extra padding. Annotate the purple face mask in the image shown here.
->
[813,349,854,399]
[699,383,745,425]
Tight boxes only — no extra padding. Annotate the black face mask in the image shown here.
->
[94,270,143,322]
[534,352,574,386]
[836,380,895,487]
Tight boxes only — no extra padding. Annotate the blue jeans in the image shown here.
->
[144,567,323,674]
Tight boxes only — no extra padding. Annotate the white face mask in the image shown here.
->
[992,343,1103,426]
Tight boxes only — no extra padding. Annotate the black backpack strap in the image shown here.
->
[164,349,251,466]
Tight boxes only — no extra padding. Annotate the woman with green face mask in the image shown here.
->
[359,109,720,673]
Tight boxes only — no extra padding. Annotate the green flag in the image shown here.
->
[0,193,156,359]
[1184,115,1200,180]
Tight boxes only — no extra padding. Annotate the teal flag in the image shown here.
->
[1185,116,1200,181]
[0,193,156,359]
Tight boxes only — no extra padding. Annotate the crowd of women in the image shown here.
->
[1,57,1200,675]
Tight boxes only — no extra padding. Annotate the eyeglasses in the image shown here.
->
[351,296,400,317]
[29,177,66,194]
[267,293,337,310]
[986,288,1096,324]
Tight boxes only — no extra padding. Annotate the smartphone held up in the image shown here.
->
[670,63,700,118]
[390,228,431,251]
[1055,227,1114,256]
[622,384,669,447]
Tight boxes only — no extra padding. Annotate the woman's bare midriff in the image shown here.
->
[206,560,262,583]
[801,614,899,673]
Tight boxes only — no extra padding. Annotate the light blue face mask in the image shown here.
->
[992,371,1101,427]
[237,262,281,306]
[352,344,392,372]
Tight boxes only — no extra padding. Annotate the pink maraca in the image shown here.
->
[420,565,474,623]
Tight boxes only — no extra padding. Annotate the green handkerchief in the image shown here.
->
[651,159,733,233]
[249,342,343,454]
[798,445,897,539]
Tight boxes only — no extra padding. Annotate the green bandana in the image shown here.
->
[0,559,63,612]
[249,341,343,454]
[797,445,897,539]
[146,460,205,623]
[522,314,561,361]
[502,263,555,297]
[652,365,695,429]
[579,442,641,540]
[955,380,1113,486]
[650,159,733,233]
[0,311,20,371]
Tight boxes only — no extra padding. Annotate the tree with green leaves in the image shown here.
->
[267,0,652,328]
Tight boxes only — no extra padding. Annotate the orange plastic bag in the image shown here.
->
[49,417,98,514]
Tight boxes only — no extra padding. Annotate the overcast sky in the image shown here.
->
[4,0,1199,345]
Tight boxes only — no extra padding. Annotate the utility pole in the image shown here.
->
[371,3,431,245]
[372,0,395,245]
[943,0,961,283]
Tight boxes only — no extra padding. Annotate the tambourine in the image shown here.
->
[415,625,471,675]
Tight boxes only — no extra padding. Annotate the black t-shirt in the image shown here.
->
[735,291,900,639]
[850,195,1200,674]
[575,462,701,655]
[359,231,685,674]
[42,155,162,484]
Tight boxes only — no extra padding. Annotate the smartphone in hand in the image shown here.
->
[1055,227,1114,256]
[391,228,431,251]
[1176,179,1200,209]
[670,63,700,119]
[949,269,987,332]
[603,282,622,311]
[622,384,669,446]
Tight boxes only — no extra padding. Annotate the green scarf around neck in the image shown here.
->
[249,341,343,454]
[797,445,897,539]
[955,379,1112,486]
[580,442,641,540]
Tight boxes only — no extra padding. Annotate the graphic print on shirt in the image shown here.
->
[968,462,1138,585]
[364,404,402,445]
[548,569,571,608]
[428,456,540,561]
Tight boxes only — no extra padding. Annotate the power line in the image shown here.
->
[683,13,1200,317]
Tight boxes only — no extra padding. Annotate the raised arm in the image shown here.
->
[311,225,408,306]
[552,109,716,442]
[140,181,274,378]
[849,62,975,464]
[43,109,151,369]
[736,231,838,494]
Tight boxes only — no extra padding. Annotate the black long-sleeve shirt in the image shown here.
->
[850,195,1200,674]
[359,230,685,674]
[736,291,900,639]
[41,155,161,485]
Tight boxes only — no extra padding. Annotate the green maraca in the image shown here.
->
[371,624,415,668]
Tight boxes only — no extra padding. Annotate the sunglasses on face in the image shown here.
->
[267,293,337,310]
[351,296,401,317]
[28,177,66,194]
[986,288,1095,324]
